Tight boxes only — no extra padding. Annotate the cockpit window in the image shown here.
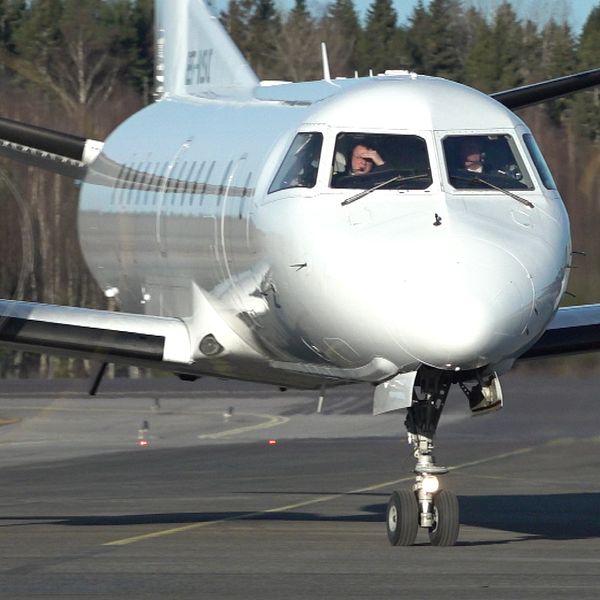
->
[330,133,432,190]
[443,134,534,191]
[523,133,557,190]
[269,132,323,193]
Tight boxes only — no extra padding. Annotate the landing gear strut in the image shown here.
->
[386,368,460,546]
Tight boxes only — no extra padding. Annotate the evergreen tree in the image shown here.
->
[0,0,25,51]
[542,21,575,77]
[540,19,576,124]
[463,18,493,90]
[9,0,130,124]
[422,0,466,80]
[360,0,398,75]
[127,0,154,103]
[12,0,63,63]
[578,6,600,68]
[521,19,542,84]
[327,0,360,41]
[491,2,526,89]
[462,6,486,57]
[221,0,247,52]
[246,0,281,78]
[290,0,310,21]
[405,0,429,73]
[322,0,361,76]
[574,6,600,141]
[275,0,321,81]
[463,1,524,93]
[220,0,280,77]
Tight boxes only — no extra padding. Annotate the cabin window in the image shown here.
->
[443,134,533,190]
[330,133,432,190]
[522,133,557,190]
[269,132,323,193]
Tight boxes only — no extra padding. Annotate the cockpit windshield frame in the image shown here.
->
[441,133,535,192]
[522,133,557,191]
[329,132,433,191]
[268,131,324,194]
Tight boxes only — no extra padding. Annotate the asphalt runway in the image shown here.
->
[0,370,600,599]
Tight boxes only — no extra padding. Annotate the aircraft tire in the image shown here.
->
[428,489,459,546]
[386,490,418,546]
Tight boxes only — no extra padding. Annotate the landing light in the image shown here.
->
[422,475,439,494]
[199,333,224,356]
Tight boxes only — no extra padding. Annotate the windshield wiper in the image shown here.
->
[341,173,431,207]
[451,175,534,209]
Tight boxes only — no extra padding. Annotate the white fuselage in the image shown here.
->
[78,75,571,384]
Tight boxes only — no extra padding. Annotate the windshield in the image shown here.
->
[269,132,323,193]
[443,134,533,191]
[330,132,432,190]
[523,133,557,190]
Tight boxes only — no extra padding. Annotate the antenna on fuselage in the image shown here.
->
[321,42,331,83]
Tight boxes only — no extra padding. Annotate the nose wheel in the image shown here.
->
[386,480,459,547]
[386,490,418,546]
[386,368,460,546]
[427,489,459,546]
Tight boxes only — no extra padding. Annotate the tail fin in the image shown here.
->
[156,0,258,99]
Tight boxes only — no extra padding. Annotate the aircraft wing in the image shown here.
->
[519,305,600,359]
[0,298,333,388]
[492,67,600,110]
[0,299,191,366]
[0,115,103,178]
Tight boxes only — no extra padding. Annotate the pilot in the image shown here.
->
[460,142,485,173]
[349,143,386,176]
[458,139,522,181]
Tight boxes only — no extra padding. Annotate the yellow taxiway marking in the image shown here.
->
[197,414,289,440]
[0,417,19,426]
[104,443,535,547]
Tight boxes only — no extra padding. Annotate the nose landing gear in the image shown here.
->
[385,369,460,546]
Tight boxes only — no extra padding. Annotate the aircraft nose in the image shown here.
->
[389,238,535,369]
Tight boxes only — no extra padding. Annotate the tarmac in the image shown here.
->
[0,370,599,599]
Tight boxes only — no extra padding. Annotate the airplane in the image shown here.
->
[0,0,600,547]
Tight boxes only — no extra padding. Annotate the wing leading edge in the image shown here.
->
[519,305,600,359]
[492,67,600,110]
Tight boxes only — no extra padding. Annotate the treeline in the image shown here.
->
[222,0,600,137]
[0,0,599,377]
[0,0,152,378]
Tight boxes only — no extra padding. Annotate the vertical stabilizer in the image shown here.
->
[156,0,258,99]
